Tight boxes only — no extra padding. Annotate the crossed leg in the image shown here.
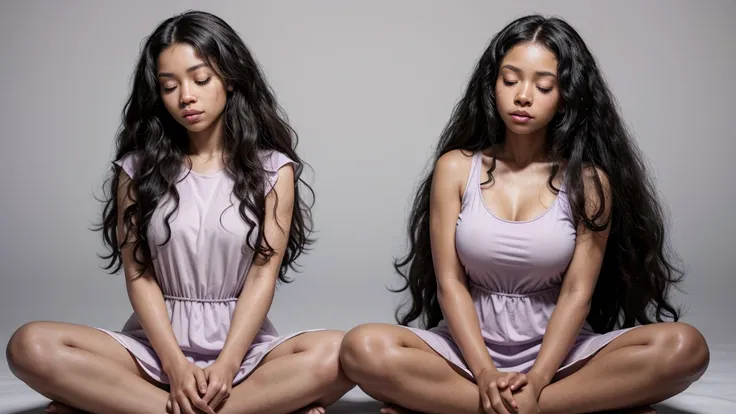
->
[6,321,354,413]
[338,322,709,414]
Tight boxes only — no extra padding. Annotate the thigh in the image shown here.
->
[343,323,472,379]
[560,322,703,379]
[587,322,699,363]
[258,329,345,364]
[11,321,156,384]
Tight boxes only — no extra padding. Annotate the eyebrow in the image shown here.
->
[501,64,557,78]
[158,63,209,78]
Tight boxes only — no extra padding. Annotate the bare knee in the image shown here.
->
[6,322,61,382]
[305,330,345,386]
[339,324,402,384]
[651,322,710,382]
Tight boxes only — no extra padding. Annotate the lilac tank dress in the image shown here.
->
[97,150,321,385]
[405,151,638,378]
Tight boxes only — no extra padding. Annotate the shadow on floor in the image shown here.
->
[9,401,697,414]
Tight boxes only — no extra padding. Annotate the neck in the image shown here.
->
[500,127,549,167]
[187,114,225,157]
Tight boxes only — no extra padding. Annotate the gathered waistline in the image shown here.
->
[468,281,560,297]
[163,295,238,303]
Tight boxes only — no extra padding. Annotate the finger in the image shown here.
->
[178,394,197,414]
[166,398,172,413]
[510,374,528,391]
[489,383,511,414]
[194,368,208,395]
[201,379,220,405]
[498,373,516,389]
[186,387,217,414]
[480,386,492,413]
[500,387,518,411]
[185,374,214,412]
[172,400,181,414]
[210,385,230,410]
[189,393,216,414]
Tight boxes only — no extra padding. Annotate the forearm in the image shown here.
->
[217,276,276,368]
[126,275,185,371]
[439,283,498,378]
[529,294,590,384]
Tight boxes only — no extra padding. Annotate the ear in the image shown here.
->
[226,84,234,92]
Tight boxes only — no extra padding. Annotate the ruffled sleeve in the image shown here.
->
[259,150,301,195]
[113,151,141,179]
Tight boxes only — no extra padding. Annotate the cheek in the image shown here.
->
[161,94,180,117]
[494,84,512,110]
[539,94,561,120]
[204,85,228,110]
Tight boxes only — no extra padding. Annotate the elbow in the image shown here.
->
[240,273,277,300]
[436,281,468,306]
[559,289,592,311]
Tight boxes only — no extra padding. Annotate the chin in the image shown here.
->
[506,123,544,136]
[181,122,211,133]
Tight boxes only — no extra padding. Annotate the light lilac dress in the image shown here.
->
[405,151,639,379]
[97,150,321,385]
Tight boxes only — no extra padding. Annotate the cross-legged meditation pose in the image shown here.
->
[6,10,354,414]
[339,14,709,414]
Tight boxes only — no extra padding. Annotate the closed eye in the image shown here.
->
[195,77,211,86]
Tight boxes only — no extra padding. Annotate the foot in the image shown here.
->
[45,401,87,414]
[293,404,325,414]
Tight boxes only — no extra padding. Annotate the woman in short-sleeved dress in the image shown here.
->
[6,11,353,414]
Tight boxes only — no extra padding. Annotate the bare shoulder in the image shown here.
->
[431,149,475,201]
[434,149,474,182]
[581,164,611,195]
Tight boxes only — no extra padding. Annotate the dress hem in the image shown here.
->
[95,327,326,385]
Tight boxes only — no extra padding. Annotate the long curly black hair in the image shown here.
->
[393,14,683,333]
[95,10,314,283]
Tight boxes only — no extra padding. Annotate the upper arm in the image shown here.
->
[430,150,472,292]
[560,166,613,299]
[252,162,295,272]
[115,167,151,283]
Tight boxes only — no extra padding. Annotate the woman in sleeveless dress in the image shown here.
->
[339,15,709,414]
[6,11,354,414]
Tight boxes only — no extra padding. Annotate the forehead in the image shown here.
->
[500,43,558,74]
[157,43,207,72]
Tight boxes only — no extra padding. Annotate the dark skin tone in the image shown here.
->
[338,43,709,414]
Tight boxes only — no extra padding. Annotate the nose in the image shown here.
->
[514,82,533,107]
[180,82,198,106]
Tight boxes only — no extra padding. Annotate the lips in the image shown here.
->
[182,109,203,123]
[511,110,532,118]
[182,109,203,117]
[509,110,533,124]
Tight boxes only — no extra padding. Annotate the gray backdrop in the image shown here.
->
[1,0,734,382]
